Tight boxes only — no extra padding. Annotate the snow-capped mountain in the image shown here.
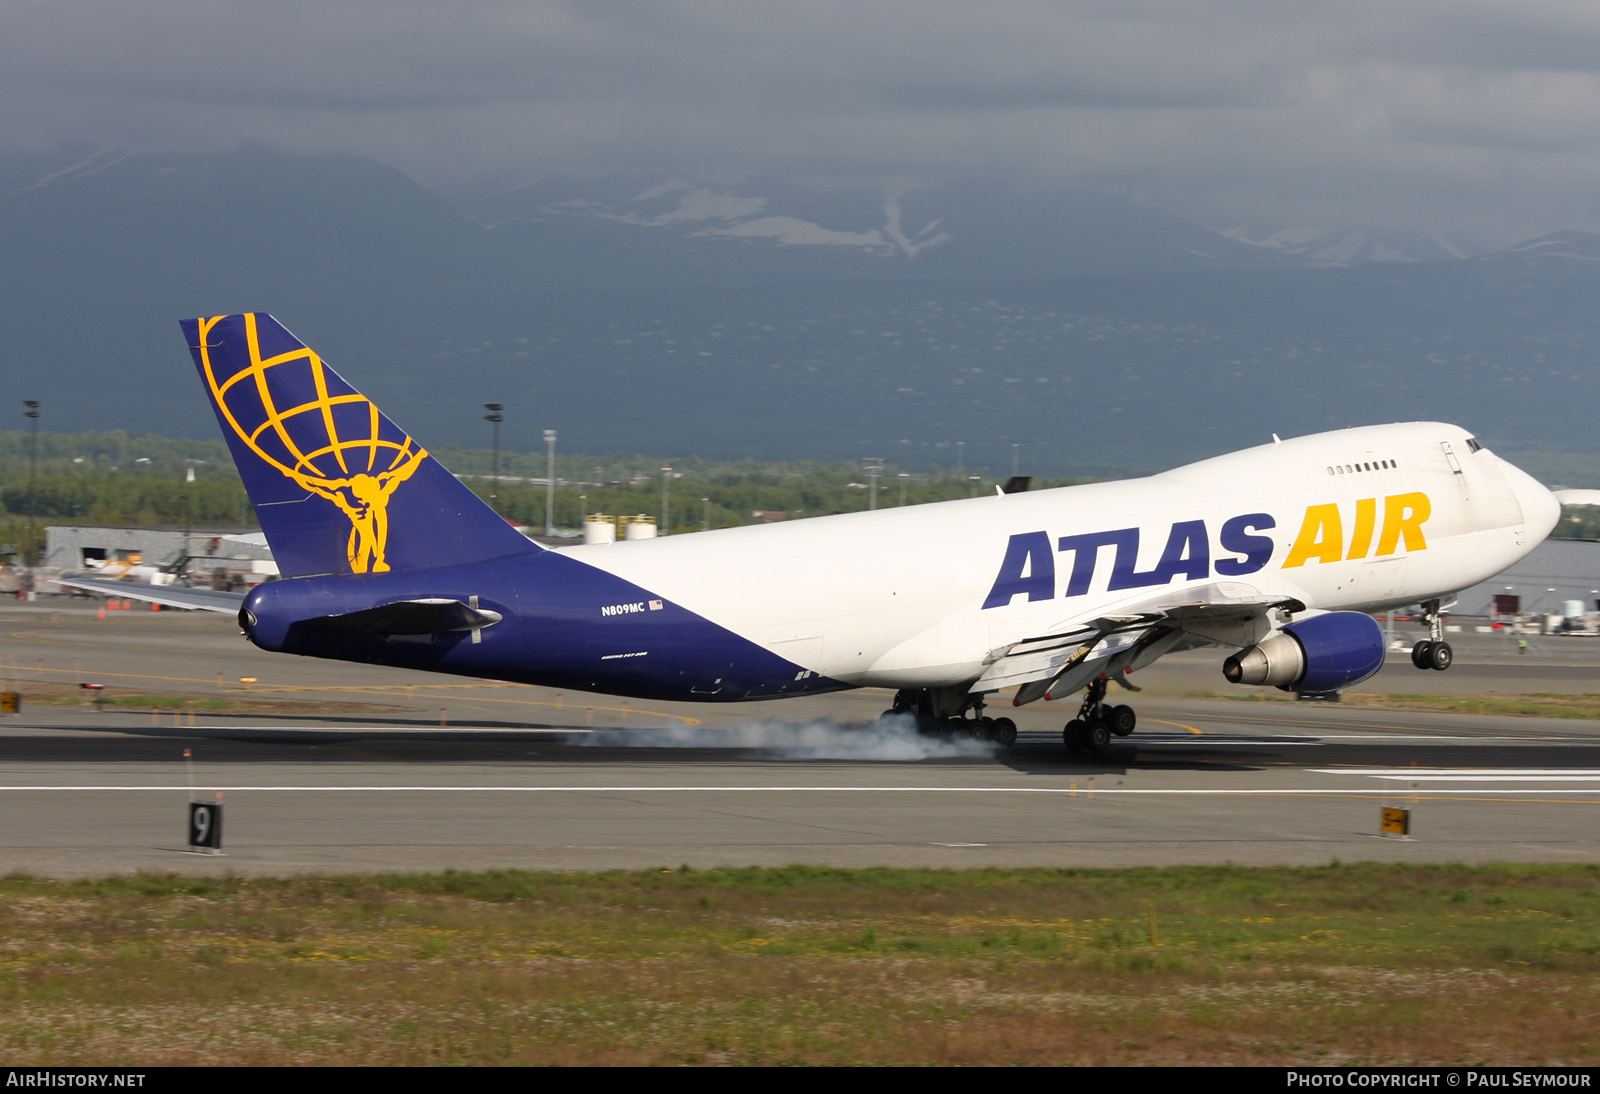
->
[1470,229,1600,268]
[5,144,1600,473]
[465,174,1298,284]
[1214,224,1495,265]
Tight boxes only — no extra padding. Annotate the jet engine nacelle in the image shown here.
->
[1221,611,1385,693]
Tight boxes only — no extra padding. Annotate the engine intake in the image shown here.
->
[1222,612,1385,693]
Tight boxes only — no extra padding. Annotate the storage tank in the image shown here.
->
[619,514,657,540]
[583,514,617,545]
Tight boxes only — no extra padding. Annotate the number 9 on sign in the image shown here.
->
[189,802,223,850]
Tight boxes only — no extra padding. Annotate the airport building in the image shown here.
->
[38,524,276,591]
[1452,536,1600,619]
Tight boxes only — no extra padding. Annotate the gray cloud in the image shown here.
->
[7,1,1600,241]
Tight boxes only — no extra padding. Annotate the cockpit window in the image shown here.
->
[1466,437,1483,453]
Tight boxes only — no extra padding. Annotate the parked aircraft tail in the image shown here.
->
[182,313,538,579]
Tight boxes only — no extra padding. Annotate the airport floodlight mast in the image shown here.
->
[661,464,672,535]
[898,470,910,507]
[863,457,885,510]
[482,403,503,512]
[22,401,39,578]
[182,459,205,574]
[702,496,710,531]
[543,429,557,537]
[1012,443,1020,477]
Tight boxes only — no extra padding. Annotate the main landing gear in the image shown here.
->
[1061,675,1136,756]
[881,687,1018,748]
[1410,598,1453,671]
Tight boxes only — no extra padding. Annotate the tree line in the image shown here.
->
[0,429,1082,556]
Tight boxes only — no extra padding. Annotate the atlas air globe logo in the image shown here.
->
[196,314,427,573]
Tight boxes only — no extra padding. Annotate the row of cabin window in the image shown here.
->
[1325,459,1397,475]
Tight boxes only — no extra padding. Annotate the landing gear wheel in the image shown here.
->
[1417,599,1453,672]
[1429,641,1453,671]
[1108,704,1137,737]
[1060,675,1135,754]
[973,717,995,741]
[1084,718,1112,755]
[1411,640,1433,669]
[991,717,1018,748]
[1063,719,1087,753]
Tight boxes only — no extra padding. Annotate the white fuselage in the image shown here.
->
[563,423,1559,692]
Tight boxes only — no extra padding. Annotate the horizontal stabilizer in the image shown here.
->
[56,576,246,614]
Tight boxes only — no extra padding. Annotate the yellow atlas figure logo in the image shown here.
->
[197,314,427,573]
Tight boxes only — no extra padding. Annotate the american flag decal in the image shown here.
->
[648,599,663,611]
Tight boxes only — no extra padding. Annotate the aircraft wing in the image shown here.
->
[56,575,247,615]
[977,583,1302,707]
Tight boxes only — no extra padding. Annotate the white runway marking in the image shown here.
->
[0,785,1597,796]
[1310,768,1600,782]
[1143,734,1588,744]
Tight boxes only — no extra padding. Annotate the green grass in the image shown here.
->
[7,681,399,717]
[0,864,1595,1065]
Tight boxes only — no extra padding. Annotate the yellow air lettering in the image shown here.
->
[1346,498,1377,560]
[1283,503,1343,568]
[1377,492,1430,555]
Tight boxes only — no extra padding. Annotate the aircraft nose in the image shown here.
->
[1503,459,1561,538]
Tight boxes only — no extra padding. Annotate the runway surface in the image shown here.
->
[2,602,1599,876]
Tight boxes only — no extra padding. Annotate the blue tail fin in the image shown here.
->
[183,313,539,579]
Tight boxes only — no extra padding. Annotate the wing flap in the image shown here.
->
[979,583,1302,705]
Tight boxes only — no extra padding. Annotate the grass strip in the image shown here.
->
[0,680,404,716]
[0,863,1595,1065]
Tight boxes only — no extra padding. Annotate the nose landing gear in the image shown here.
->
[1410,599,1453,671]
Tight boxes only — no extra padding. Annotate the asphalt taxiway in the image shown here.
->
[2,603,1598,876]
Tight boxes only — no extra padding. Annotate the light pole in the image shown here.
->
[661,465,672,535]
[482,403,503,513]
[968,473,980,497]
[956,441,964,481]
[182,459,204,580]
[863,458,885,510]
[702,496,710,531]
[543,429,557,537]
[1012,443,1020,477]
[898,471,909,507]
[22,401,39,577]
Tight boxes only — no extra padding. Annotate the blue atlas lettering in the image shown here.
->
[982,531,1056,609]
[1137,519,1211,587]
[1215,513,1275,575]
[1056,528,1139,597]
[983,512,1284,609]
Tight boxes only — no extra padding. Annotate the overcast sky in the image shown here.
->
[7,1,1600,243]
